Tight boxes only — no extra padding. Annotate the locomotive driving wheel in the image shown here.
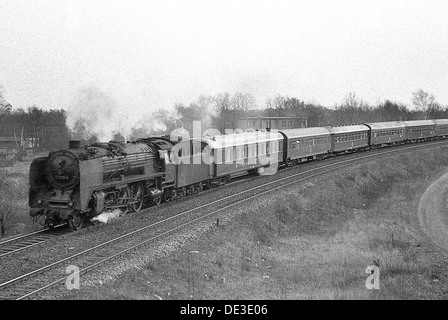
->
[152,193,162,206]
[130,183,144,212]
[68,211,84,230]
[117,187,131,214]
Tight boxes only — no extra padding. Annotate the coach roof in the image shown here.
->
[325,124,370,134]
[363,122,406,130]
[433,119,448,125]
[279,127,331,139]
[201,131,283,149]
[402,120,436,127]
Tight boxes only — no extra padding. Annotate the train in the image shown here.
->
[29,119,448,230]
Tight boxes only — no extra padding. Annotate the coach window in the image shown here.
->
[235,146,242,160]
[259,143,266,155]
[193,141,202,155]
[225,147,232,163]
[248,144,254,157]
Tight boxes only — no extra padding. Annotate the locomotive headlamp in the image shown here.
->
[68,202,74,208]
[37,200,43,205]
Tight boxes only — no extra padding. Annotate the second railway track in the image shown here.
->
[0,224,70,259]
[1,139,447,300]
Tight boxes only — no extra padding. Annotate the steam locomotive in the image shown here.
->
[29,138,173,229]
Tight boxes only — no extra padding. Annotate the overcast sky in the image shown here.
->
[1,0,448,113]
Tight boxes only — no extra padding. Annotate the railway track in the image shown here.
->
[1,139,447,300]
[0,224,70,259]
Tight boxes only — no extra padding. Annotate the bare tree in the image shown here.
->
[230,92,257,112]
[412,89,436,119]
[27,106,44,153]
[266,95,287,110]
[212,93,232,131]
[0,170,18,238]
[0,85,12,114]
[339,92,369,124]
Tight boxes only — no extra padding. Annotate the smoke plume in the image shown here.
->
[66,86,165,142]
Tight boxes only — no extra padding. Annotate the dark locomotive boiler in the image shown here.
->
[29,138,174,229]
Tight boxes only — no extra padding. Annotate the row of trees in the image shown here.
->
[1,83,447,149]
[132,89,448,138]
[1,86,70,153]
[0,107,70,153]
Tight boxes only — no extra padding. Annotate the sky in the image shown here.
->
[1,0,448,116]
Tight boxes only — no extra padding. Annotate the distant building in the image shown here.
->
[229,117,307,131]
[0,136,26,166]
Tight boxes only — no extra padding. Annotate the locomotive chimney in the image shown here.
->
[69,140,81,149]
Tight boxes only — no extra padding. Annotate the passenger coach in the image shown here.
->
[326,125,370,154]
[279,127,331,166]
[363,122,406,147]
[202,130,284,179]
[434,119,448,138]
[402,120,435,141]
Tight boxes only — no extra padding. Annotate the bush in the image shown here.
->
[0,169,19,237]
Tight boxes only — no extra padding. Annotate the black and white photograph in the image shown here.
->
[1,0,448,306]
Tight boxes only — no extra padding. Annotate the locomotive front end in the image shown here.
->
[29,147,83,228]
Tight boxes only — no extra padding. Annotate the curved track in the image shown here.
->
[1,139,447,300]
[418,171,448,252]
